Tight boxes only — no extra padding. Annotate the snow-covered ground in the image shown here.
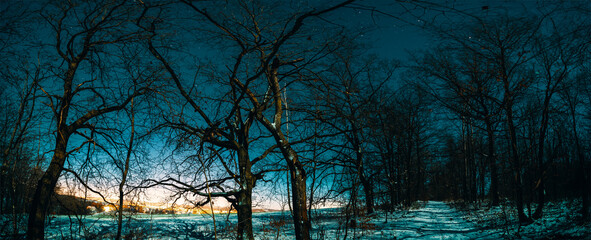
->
[385,201,498,239]
[454,200,591,239]
[3,200,590,239]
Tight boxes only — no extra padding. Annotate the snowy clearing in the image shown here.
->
[3,200,590,239]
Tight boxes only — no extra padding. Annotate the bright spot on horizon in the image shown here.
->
[103,206,113,212]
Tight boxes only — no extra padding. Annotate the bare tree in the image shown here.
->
[309,45,397,215]
[142,3,273,237]
[25,1,152,238]
[142,1,355,239]
[529,10,590,219]
[415,41,504,205]
[0,5,44,236]
[561,62,591,222]
[0,60,44,238]
[416,9,547,221]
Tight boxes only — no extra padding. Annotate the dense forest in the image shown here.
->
[1,0,590,239]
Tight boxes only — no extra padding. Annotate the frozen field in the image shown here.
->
[3,201,590,239]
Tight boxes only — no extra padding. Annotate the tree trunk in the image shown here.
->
[396,145,402,207]
[388,183,396,211]
[386,144,396,210]
[533,97,551,219]
[236,148,255,240]
[355,147,374,214]
[27,54,78,240]
[570,105,589,222]
[416,139,423,201]
[462,120,469,202]
[573,132,590,222]
[406,131,413,205]
[236,190,254,240]
[289,158,310,240]
[262,58,312,240]
[469,128,477,202]
[506,109,530,223]
[532,178,545,219]
[27,134,69,240]
[583,162,591,222]
[359,174,374,215]
[486,124,499,206]
[116,100,135,240]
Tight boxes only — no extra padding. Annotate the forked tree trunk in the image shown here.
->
[27,134,69,240]
[26,58,137,238]
[27,65,77,240]
[116,99,135,240]
[506,108,530,223]
[263,58,311,240]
